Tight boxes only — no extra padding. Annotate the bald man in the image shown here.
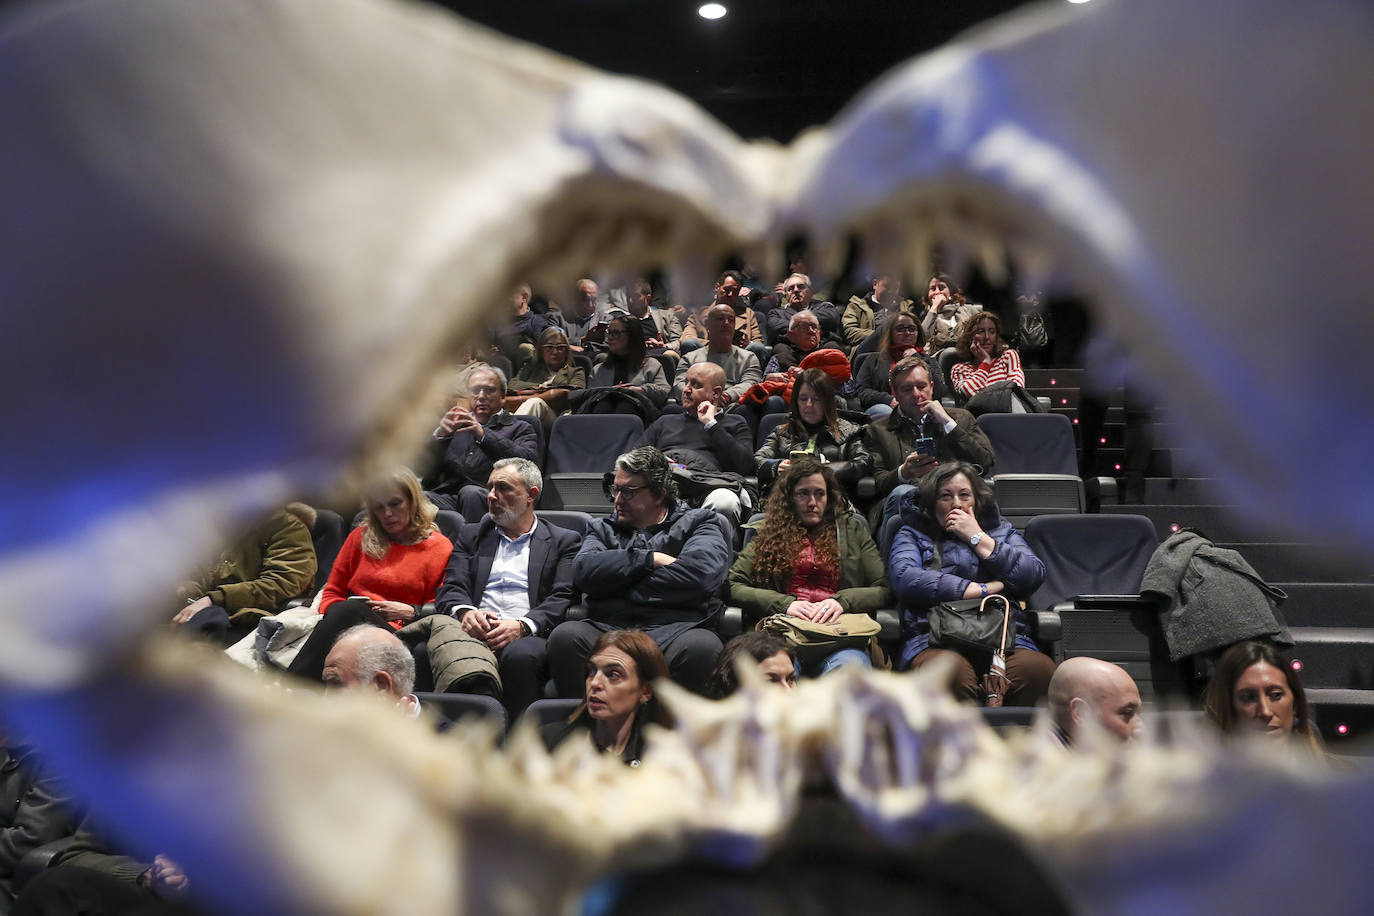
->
[322,624,421,717]
[1048,657,1143,746]
[638,361,753,526]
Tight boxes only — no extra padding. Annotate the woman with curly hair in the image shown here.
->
[948,311,1025,406]
[728,456,889,677]
[287,467,452,682]
[753,368,870,494]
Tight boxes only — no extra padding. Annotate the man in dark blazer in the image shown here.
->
[434,457,582,717]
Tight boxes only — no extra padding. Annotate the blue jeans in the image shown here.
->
[865,403,893,421]
[802,645,873,681]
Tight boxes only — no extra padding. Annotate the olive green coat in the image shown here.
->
[728,513,890,624]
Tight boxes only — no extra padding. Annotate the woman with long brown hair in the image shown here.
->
[1203,640,1325,759]
[919,273,980,355]
[753,368,870,493]
[540,629,671,766]
[729,456,888,677]
[949,311,1025,404]
[851,312,948,418]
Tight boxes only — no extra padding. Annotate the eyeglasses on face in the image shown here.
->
[783,284,808,292]
[541,344,569,352]
[607,484,647,500]
[605,328,628,338]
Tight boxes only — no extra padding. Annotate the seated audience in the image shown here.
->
[1203,640,1325,757]
[553,278,612,357]
[639,362,754,526]
[764,273,843,349]
[677,270,764,362]
[424,364,539,521]
[624,278,683,359]
[764,310,827,375]
[842,274,913,352]
[865,356,995,533]
[170,503,317,644]
[889,461,1055,707]
[435,458,581,718]
[0,739,74,902]
[754,369,869,494]
[729,457,888,677]
[1047,657,1143,746]
[548,447,728,696]
[852,313,947,419]
[540,630,670,766]
[704,632,799,698]
[509,326,586,428]
[492,283,553,372]
[948,311,1026,409]
[671,304,762,404]
[919,273,981,355]
[323,624,422,717]
[287,468,452,682]
[570,314,671,415]
[12,627,425,916]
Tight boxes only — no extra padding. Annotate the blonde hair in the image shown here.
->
[359,467,438,559]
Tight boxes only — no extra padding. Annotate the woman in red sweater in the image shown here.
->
[287,467,452,682]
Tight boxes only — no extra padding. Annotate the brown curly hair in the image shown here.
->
[751,456,843,581]
[954,310,1007,362]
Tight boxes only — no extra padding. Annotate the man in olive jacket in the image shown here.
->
[170,503,318,644]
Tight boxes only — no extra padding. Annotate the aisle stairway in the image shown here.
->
[1023,367,1374,752]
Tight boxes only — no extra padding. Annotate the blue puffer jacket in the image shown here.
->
[888,498,1045,666]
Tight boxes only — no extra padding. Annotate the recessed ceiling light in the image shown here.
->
[698,3,727,20]
[1067,0,1093,4]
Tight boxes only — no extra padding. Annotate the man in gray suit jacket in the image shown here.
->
[434,458,582,717]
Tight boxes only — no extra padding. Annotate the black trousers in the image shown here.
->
[13,866,201,916]
[547,621,723,698]
[285,599,387,682]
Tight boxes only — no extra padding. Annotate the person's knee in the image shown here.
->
[818,648,872,676]
[702,488,742,523]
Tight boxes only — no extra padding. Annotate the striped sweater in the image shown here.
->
[950,348,1025,398]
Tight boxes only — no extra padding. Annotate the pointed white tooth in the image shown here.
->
[1010,240,1056,297]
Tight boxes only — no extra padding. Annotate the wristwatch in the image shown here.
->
[518,620,533,637]
[969,533,983,548]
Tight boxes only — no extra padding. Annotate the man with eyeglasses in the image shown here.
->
[547,446,729,697]
[763,273,844,350]
[423,365,539,522]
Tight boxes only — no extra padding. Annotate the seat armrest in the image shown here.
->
[1094,475,1119,506]
[856,476,876,500]
[719,606,743,637]
[1029,609,1061,643]
[14,837,75,892]
[566,603,589,622]
[876,608,901,640]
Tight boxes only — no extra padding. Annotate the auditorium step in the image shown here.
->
[1288,627,1374,690]
[1275,583,1374,628]
[1217,543,1374,585]
[1140,477,1228,506]
[1100,504,1289,544]
[1307,688,1374,751]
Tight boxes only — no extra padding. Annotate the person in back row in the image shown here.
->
[639,362,754,527]
[753,368,869,495]
[424,364,539,521]
[547,447,729,697]
[865,355,994,535]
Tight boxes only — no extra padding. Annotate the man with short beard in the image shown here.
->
[763,273,844,349]
[435,458,581,717]
[671,304,762,404]
[624,278,682,358]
